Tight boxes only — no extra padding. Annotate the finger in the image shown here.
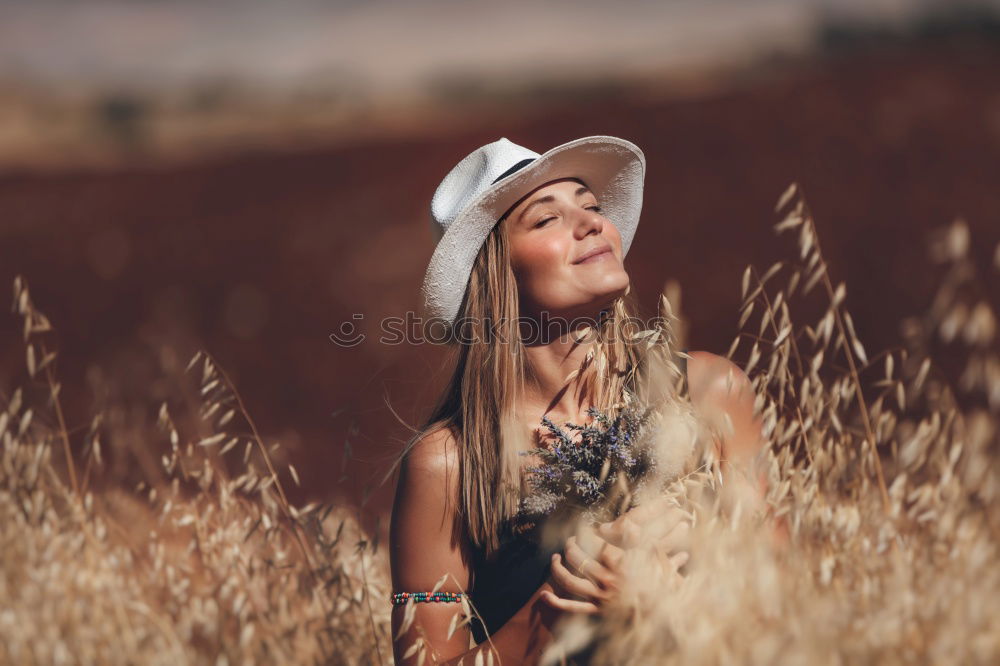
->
[620,495,675,523]
[598,503,692,547]
[666,551,689,586]
[651,549,688,586]
[656,518,692,554]
[668,550,690,572]
[565,536,619,592]
[598,539,625,571]
[654,544,673,580]
[550,553,607,602]
[539,590,600,615]
[637,506,693,542]
[596,516,641,548]
[575,526,625,574]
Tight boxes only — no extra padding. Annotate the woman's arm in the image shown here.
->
[389,426,562,665]
[539,352,788,618]
[687,351,763,474]
[540,351,783,617]
[687,351,788,545]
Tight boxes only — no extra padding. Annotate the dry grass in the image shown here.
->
[1,280,391,665]
[539,184,1000,665]
[1,182,997,664]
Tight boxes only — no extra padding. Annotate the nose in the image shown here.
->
[573,206,604,239]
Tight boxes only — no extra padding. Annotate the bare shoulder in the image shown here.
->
[686,350,752,401]
[402,423,460,480]
[392,422,463,534]
[685,350,764,469]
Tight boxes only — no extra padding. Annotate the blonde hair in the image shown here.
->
[395,193,676,558]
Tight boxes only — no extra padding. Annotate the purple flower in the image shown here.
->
[517,395,660,525]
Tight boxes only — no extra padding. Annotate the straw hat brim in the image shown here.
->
[420,135,646,327]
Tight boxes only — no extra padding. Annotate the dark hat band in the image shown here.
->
[491,157,536,185]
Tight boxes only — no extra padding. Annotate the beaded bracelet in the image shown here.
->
[391,591,465,605]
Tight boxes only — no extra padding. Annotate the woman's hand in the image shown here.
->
[540,498,692,615]
[597,496,693,561]
[541,527,626,615]
[597,498,693,590]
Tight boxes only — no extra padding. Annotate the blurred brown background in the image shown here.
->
[1,1,998,538]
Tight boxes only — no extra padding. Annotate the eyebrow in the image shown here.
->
[518,185,593,223]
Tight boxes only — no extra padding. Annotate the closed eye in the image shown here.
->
[534,205,602,229]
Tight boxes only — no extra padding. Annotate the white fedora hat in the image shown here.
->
[421,135,646,327]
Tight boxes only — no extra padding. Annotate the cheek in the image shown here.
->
[511,237,565,281]
[605,221,624,254]
[510,236,572,304]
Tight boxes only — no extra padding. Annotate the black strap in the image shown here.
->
[491,158,536,184]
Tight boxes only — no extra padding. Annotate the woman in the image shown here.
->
[389,136,765,665]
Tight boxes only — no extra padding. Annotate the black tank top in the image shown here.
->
[468,352,689,647]
[468,519,559,645]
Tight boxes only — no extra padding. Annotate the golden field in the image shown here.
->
[2,182,997,664]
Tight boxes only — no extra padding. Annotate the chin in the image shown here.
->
[587,282,630,317]
[596,272,630,301]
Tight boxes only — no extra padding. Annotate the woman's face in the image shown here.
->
[502,177,629,323]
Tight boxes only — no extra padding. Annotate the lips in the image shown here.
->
[573,245,613,264]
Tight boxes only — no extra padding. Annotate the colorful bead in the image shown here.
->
[391,591,466,605]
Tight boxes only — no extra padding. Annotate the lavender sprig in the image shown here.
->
[517,397,660,526]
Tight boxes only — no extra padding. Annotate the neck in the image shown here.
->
[519,326,598,429]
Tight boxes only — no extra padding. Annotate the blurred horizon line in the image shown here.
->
[1,0,998,171]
